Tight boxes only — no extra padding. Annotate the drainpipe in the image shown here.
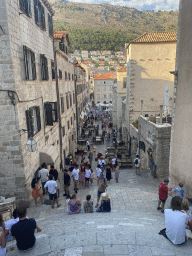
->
[53,42,63,170]
[160,105,163,124]
[141,100,144,116]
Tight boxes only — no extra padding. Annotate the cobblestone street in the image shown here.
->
[5,136,192,256]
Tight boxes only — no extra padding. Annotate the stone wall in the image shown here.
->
[0,198,15,222]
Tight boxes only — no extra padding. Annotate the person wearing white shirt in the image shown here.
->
[38,163,49,195]
[96,164,102,185]
[4,209,19,242]
[98,158,106,166]
[72,164,80,193]
[85,165,91,187]
[86,140,90,151]
[111,156,116,170]
[159,196,188,245]
[44,175,61,209]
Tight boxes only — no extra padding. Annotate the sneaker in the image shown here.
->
[161,209,164,213]
[157,207,161,210]
[51,205,54,209]
[66,195,70,199]
[57,204,61,208]
[63,194,67,196]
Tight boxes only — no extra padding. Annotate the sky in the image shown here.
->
[68,0,180,11]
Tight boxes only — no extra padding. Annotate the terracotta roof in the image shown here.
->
[130,31,177,44]
[53,31,69,41]
[93,72,116,80]
[117,66,127,72]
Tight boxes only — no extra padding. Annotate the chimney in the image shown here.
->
[160,105,163,124]
[141,100,144,116]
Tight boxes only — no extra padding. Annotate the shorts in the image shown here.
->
[97,190,103,198]
[85,177,90,181]
[159,198,166,204]
[49,193,57,200]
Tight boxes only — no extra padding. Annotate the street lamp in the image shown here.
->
[26,137,37,152]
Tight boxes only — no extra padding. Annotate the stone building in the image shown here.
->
[112,66,127,131]
[93,72,116,104]
[125,32,177,129]
[129,116,171,178]
[169,0,192,195]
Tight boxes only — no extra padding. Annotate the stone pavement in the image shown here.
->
[6,125,192,255]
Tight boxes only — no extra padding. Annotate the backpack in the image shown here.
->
[135,158,138,165]
[84,201,93,213]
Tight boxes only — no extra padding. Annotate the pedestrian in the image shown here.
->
[38,163,49,195]
[88,152,93,166]
[65,156,70,169]
[111,156,116,171]
[63,169,70,199]
[11,204,42,251]
[85,164,91,187]
[44,175,61,209]
[68,194,81,215]
[99,157,106,166]
[86,140,90,151]
[79,165,85,188]
[93,147,96,154]
[181,201,192,227]
[134,155,140,176]
[159,196,188,245]
[96,193,111,212]
[96,164,102,185]
[106,164,112,182]
[172,182,188,200]
[157,178,172,213]
[84,195,93,213]
[49,165,60,197]
[0,214,6,256]
[72,164,79,193]
[90,169,95,185]
[114,163,120,183]
[95,175,108,208]
[31,178,43,206]
[4,209,19,243]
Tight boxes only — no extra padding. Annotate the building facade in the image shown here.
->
[169,0,192,195]
[93,73,116,104]
[125,32,177,129]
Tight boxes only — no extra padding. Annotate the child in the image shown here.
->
[85,165,91,187]
[84,195,93,213]
[172,182,188,200]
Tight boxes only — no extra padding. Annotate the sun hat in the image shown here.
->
[101,193,109,200]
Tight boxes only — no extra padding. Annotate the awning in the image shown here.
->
[39,145,59,165]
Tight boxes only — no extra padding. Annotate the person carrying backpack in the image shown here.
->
[84,195,93,213]
[134,155,140,176]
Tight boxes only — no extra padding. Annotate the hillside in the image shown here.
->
[51,1,179,51]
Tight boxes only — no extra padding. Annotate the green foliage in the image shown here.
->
[132,120,138,129]
[53,23,135,52]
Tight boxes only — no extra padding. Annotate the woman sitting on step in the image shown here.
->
[68,194,81,215]
[96,193,111,212]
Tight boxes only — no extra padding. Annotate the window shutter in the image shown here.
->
[31,50,36,80]
[40,54,44,80]
[36,106,41,132]
[19,0,25,13]
[34,0,38,24]
[48,14,53,37]
[26,109,33,138]
[45,103,53,126]
[45,56,48,80]
[26,0,31,17]
[54,102,58,122]
[23,46,29,80]
[41,6,46,30]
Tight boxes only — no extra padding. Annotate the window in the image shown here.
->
[71,116,73,125]
[69,94,72,107]
[72,74,74,81]
[40,54,48,80]
[26,106,41,138]
[61,97,64,113]
[34,0,46,30]
[51,61,55,80]
[68,73,70,81]
[74,113,75,120]
[103,81,106,84]
[123,77,127,88]
[66,95,69,109]
[44,102,57,126]
[59,70,62,80]
[104,95,106,99]
[73,93,75,104]
[67,120,70,130]
[97,81,100,85]
[97,95,100,100]
[62,126,65,137]
[48,13,53,37]
[65,72,67,81]
[103,86,106,92]
[23,46,36,80]
[19,0,31,17]
[59,41,64,51]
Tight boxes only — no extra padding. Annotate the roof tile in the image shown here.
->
[131,31,177,44]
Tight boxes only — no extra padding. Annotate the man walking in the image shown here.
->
[38,163,49,195]
[44,175,61,209]
[49,165,60,197]
[63,169,70,199]
[157,178,172,213]
[72,164,79,193]
[134,155,140,176]
[86,140,90,151]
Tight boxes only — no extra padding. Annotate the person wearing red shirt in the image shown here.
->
[157,178,172,213]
